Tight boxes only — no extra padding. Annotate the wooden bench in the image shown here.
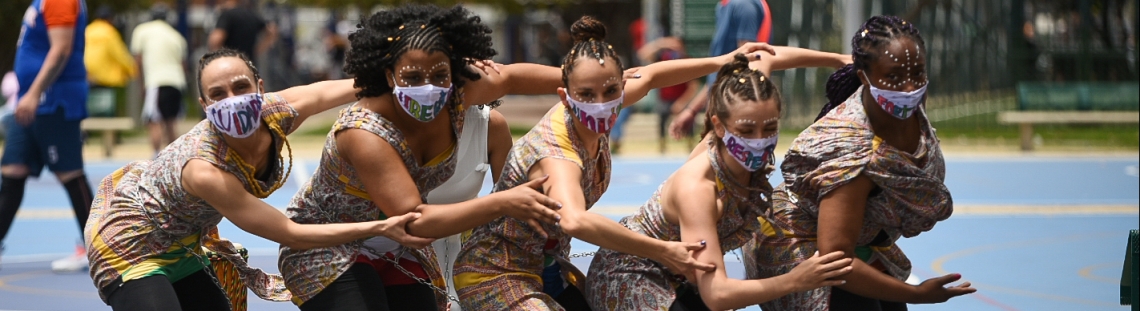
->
[998,82,1140,151]
[80,117,135,157]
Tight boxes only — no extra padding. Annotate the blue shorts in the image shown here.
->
[1,107,85,177]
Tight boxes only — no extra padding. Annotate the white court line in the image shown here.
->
[0,253,72,264]
[1127,165,1138,177]
[15,204,1138,221]
[588,204,1140,217]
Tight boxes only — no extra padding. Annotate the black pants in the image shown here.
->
[301,262,439,311]
[104,268,230,311]
[830,287,908,311]
[669,282,711,311]
[552,284,592,311]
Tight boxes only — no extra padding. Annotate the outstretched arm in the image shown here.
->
[181,159,433,251]
[669,165,850,310]
[532,158,715,279]
[462,63,563,107]
[670,46,850,139]
[753,46,851,75]
[623,42,775,106]
[338,129,561,239]
[818,175,975,303]
[276,79,358,133]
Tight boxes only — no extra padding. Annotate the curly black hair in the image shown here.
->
[344,4,495,101]
[560,16,623,86]
[196,48,260,101]
[701,53,781,139]
[818,15,925,121]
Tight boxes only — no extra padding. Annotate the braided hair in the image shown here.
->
[701,53,782,139]
[196,48,260,101]
[344,4,495,99]
[818,15,925,121]
[560,16,624,86]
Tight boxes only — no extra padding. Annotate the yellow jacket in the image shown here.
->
[85,19,136,87]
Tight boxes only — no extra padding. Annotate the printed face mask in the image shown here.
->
[863,71,927,119]
[206,93,263,138]
[721,127,778,172]
[393,77,452,122]
[566,92,623,134]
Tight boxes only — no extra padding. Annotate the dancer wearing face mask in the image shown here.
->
[277,5,571,311]
[81,49,434,311]
[742,16,975,311]
[583,53,855,311]
[450,16,826,311]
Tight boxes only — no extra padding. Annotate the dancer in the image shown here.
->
[584,48,854,310]
[452,16,777,311]
[742,16,975,311]
[83,49,432,310]
[278,5,568,311]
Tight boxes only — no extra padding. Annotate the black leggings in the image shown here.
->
[830,287,908,311]
[553,284,592,311]
[104,269,230,311]
[300,262,439,311]
[669,282,711,311]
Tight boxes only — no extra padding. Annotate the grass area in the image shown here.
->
[931,112,1139,149]
[509,125,531,137]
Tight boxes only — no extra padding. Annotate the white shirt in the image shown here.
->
[130,20,186,90]
[360,106,492,311]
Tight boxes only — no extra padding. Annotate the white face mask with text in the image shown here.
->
[566,92,623,134]
[206,93,263,138]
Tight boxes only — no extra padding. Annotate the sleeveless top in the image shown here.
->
[454,104,611,281]
[584,140,771,310]
[744,87,953,311]
[426,105,492,311]
[85,93,295,303]
[279,97,466,307]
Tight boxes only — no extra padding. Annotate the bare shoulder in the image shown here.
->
[662,155,719,219]
[666,156,717,199]
[181,159,231,196]
[488,109,508,129]
[335,127,403,167]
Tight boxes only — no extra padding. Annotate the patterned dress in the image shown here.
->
[584,140,772,311]
[278,100,465,309]
[85,93,295,304]
[743,87,953,311]
[453,104,611,311]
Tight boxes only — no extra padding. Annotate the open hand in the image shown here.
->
[657,240,716,280]
[469,59,503,76]
[786,251,854,292]
[495,175,563,238]
[376,212,435,249]
[725,42,777,64]
[912,273,976,303]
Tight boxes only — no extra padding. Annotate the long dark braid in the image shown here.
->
[818,15,925,121]
[701,53,782,140]
[560,16,624,87]
[344,4,495,99]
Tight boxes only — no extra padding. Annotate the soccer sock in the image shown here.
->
[0,175,28,243]
[62,174,93,235]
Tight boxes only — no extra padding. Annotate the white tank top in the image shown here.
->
[360,106,491,311]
